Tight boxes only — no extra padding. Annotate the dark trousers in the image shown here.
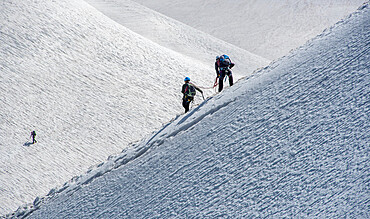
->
[218,70,233,92]
[182,98,192,113]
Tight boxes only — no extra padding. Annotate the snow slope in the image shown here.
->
[0,0,268,214]
[132,0,365,60]
[10,2,368,218]
[84,0,269,76]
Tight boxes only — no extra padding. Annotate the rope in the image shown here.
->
[197,84,217,89]
[197,77,219,90]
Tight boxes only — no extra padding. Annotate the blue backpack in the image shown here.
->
[219,54,231,66]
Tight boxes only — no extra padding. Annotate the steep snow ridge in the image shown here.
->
[132,0,365,60]
[9,2,369,218]
[0,0,268,214]
[84,0,270,76]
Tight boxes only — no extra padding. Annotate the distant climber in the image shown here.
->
[182,77,203,113]
[215,54,235,92]
[30,130,37,144]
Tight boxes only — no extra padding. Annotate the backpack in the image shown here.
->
[185,83,196,98]
[219,54,231,66]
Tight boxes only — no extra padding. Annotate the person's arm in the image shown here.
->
[192,83,204,100]
[191,83,203,93]
[195,86,203,93]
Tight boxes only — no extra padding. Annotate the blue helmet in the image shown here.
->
[184,77,190,82]
[220,54,229,61]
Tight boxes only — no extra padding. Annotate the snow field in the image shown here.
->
[16,2,370,218]
[1,0,266,214]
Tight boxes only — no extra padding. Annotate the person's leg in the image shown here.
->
[184,102,190,113]
[218,71,225,92]
[182,99,190,113]
[228,70,233,87]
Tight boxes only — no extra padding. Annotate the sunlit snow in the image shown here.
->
[1,0,368,218]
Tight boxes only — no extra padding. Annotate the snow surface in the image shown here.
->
[5,1,369,218]
[84,0,269,74]
[132,0,365,60]
[0,0,270,215]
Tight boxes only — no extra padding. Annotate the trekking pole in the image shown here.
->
[201,92,205,100]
